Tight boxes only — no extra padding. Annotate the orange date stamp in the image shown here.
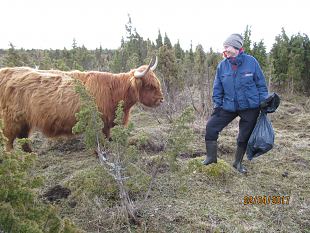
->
[244,195,290,205]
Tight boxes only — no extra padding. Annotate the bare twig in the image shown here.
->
[185,84,199,113]
[92,111,139,225]
[143,155,164,203]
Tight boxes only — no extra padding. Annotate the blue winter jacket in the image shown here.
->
[213,52,268,112]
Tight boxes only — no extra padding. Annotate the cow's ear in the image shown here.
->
[130,76,142,89]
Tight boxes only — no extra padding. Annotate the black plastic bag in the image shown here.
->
[246,112,274,160]
[260,92,281,113]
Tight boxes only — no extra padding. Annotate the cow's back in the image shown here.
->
[0,67,80,137]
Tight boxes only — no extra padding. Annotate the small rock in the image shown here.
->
[282,171,289,178]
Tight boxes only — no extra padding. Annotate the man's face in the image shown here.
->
[223,45,239,58]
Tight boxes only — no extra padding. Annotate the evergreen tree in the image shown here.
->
[0,121,80,232]
[3,43,24,67]
[194,44,206,77]
[164,33,172,49]
[72,38,78,50]
[158,45,178,94]
[188,41,194,64]
[287,33,304,93]
[122,14,146,70]
[39,50,53,70]
[193,44,207,115]
[173,40,185,61]
[180,43,197,88]
[127,53,140,69]
[270,28,290,87]
[125,14,134,40]
[110,50,123,73]
[302,34,310,95]
[144,39,156,64]
[156,30,163,49]
[206,48,222,115]
[252,40,267,71]
[182,50,195,86]
[243,25,252,54]
[76,45,95,70]
[95,45,105,71]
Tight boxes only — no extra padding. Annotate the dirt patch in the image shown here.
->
[179,150,205,159]
[29,132,86,155]
[43,185,71,203]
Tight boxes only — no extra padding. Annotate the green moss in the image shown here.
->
[65,164,150,204]
[65,166,118,203]
[187,157,232,177]
[126,163,151,197]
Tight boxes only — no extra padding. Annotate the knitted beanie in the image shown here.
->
[223,33,243,49]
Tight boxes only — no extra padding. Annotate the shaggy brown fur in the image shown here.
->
[0,64,163,152]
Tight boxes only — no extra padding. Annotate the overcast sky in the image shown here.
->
[1,0,309,52]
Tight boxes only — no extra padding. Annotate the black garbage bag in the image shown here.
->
[246,112,274,160]
[260,92,281,113]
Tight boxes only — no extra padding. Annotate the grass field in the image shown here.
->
[31,95,310,232]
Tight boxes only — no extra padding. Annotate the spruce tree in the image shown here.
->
[243,25,252,54]
[164,33,172,49]
[270,28,290,87]
[252,40,267,71]
[156,30,163,49]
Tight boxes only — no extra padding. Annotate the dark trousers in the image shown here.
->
[205,108,260,148]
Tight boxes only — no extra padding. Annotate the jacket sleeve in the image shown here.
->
[212,66,224,108]
[254,60,269,103]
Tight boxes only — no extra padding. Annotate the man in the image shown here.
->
[203,33,268,173]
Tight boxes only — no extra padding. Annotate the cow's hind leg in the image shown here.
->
[102,124,112,140]
[3,124,17,152]
[5,137,14,152]
[2,116,31,152]
[17,125,32,153]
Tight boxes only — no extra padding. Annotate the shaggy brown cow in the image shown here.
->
[0,57,163,152]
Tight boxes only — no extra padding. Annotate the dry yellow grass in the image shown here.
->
[29,95,310,232]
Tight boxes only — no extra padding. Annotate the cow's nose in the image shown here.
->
[160,98,164,103]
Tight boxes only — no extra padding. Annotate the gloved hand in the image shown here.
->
[259,101,269,113]
[259,101,268,109]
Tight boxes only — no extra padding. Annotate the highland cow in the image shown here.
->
[0,57,163,152]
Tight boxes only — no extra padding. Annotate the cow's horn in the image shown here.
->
[150,56,158,71]
[134,57,155,78]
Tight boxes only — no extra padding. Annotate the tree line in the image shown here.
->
[0,19,309,96]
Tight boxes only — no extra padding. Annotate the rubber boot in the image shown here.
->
[233,146,247,174]
[202,140,217,165]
